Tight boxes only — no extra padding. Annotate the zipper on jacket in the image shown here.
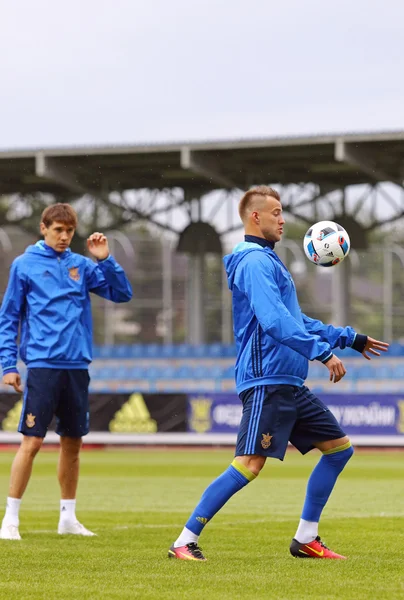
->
[57,256,63,283]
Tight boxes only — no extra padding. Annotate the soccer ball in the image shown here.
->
[303,220,350,267]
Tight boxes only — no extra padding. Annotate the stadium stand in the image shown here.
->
[1,344,404,395]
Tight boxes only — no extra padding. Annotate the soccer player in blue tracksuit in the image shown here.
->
[168,186,388,561]
[0,203,132,540]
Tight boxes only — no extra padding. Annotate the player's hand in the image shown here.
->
[2,373,23,393]
[87,232,110,261]
[361,337,389,360]
[324,355,346,383]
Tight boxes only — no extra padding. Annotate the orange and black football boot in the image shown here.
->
[290,536,346,559]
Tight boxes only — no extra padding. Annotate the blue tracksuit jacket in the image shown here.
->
[0,241,132,374]
[223,241,357,394]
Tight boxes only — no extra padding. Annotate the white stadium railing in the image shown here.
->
[0,432,403,447]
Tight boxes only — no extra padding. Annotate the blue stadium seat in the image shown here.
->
[333,347,357,358]
[113,366,130,379]
[158,344,176,358]
[144,344,161,358]
[308,364,323,378]
[175,344,193,358]
[222,344,237,357]
[97,344,148,359]
[127,366,146,379]
[355,364,375,379]
[192,366,211,379]
[158,366,176,379]
[392,364,404,379]
[175,366,193,379]
[127,345,147,358]
[346,365,358,379]
[223,365,235,379]
[211,365,227,378]
[344,347,357,358]
[92,346,101,359]
[145,366,161,380]
[376,365,392,379]
[388,343,404,357]
[192,344,209,358]
[88,367,97,379]
[96,366,116,379]
[208,343,225,358]
[113,345,132,359]
[97,346,115,359]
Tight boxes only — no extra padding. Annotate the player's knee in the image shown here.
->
[324,443,354,468]
[235,455,266,476]
[60,436,82,457]
[253,456,266,475]
[21,436,43,457]
[344,443,354,462]
[337,442,354,464]
[336,443,354,470]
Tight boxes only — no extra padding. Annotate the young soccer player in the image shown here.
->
[0,203,132,540]
[168,186,388,561]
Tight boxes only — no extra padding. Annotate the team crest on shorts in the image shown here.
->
[261,433,273,449]
[68,267,80,281]
[26,413,36,428]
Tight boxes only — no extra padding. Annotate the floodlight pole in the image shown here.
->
[221,265,232,344]
[0,228,12,254]
[103,231,135,346]
[187,253,205,344]
[383,246,404,342]
[332,259,350,327]
[162,240,173,344]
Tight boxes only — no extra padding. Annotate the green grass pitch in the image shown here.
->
[0,448,403,599]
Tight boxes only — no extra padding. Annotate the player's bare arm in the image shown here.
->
[2,372,23,393]
[86,232,110,261]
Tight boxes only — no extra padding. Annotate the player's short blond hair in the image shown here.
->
[238,186,280,222]
[41,203,78,228]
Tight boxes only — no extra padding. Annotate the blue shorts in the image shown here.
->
[18,369,90,438]
[236,385,346,460]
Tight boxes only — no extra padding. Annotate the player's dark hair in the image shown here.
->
[238,186,280,222]
[41,203,78,228]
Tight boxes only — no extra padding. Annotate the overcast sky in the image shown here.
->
[0,0,403,150]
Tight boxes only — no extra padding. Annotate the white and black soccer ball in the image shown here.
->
[303,220,350,267]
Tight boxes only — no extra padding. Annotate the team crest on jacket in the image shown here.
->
[68,267,80,281]
[26,413,36,428]
[261,433,273,449]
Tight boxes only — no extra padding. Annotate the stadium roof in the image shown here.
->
[1,130,404,197]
